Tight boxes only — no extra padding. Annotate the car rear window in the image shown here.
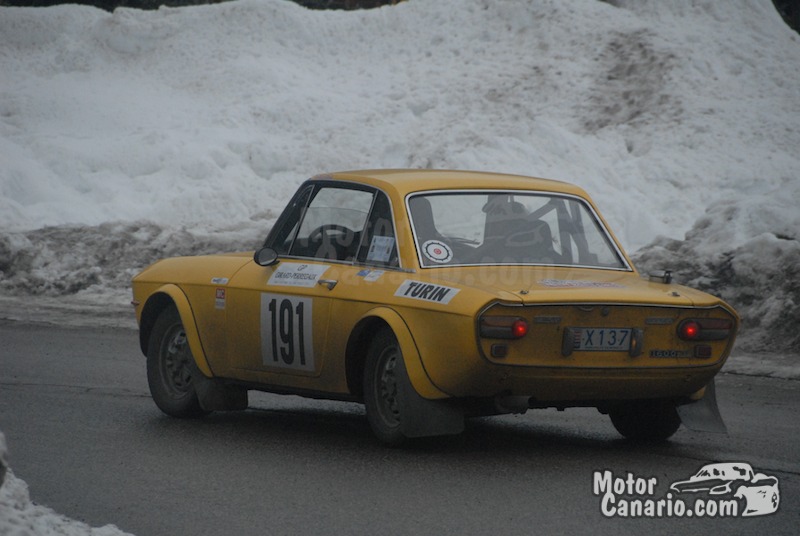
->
[407,191,628,270]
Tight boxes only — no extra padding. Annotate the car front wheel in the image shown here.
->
[146,306,207,418]
[609,400,681,441]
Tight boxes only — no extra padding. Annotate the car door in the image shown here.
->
[222,182,377,391]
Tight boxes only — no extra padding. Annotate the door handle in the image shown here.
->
[318,279,338,290]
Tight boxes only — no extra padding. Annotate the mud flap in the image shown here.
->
[394,354,465,438]
[676,378,727,434]
[188,361,249,412]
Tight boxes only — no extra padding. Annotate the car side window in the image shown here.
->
[289,186,374,262]
[357,191,399,267]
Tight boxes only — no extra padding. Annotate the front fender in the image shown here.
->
[139,284,214,378]
[360,307,450,400]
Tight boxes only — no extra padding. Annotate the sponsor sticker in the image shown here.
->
[215,288,226,310]
[394,280,460,304]
[422,240,453,264]
[593,463,780,518]
[357,269,385,282]
[268,263,330,288]
[211,277,229,285]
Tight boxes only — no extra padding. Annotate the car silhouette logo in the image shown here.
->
[670,462,780,516]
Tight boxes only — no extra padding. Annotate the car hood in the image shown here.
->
[428,266,721,308]
[670,478,735,494]
[132,252,253,286]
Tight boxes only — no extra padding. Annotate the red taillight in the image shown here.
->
[677,318,733,341]
[512,319,529,338]
[480,316,529,339]
[678,320,701,340]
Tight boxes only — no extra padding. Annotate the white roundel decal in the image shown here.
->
[422,240,453,264]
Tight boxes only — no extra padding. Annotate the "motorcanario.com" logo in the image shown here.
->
[594,462,780,518]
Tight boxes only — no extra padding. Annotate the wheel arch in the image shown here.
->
[344,307,449,402]
[138,284,214,378]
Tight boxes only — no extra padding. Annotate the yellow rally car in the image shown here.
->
[132,170,738,445]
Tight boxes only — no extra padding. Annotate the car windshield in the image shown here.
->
[407,191,628,269]
[694,465,751,480]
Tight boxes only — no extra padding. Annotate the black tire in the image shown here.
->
[609,400,681,442]
[363,329,407,446]
[146,306,208,418]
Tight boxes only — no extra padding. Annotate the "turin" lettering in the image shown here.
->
[403,281,451,302]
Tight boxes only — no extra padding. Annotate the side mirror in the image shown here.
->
[648,270,673,284]
[254,247,279,267]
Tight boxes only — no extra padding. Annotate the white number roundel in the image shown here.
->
[422,240,453,264]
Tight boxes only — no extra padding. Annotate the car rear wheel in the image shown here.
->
[363,329,407,446]
[609,400,681,441]
[147,306,208,418]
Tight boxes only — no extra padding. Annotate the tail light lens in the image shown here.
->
[678,320,701,340]
[677,318,733,341]
[480,316,529,339]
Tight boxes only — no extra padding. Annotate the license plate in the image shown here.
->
[572,328,632,351]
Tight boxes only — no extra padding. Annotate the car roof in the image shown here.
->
[314,169,589,198]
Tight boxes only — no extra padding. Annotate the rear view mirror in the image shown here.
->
[254,247,279,267]
[648,270,673,284]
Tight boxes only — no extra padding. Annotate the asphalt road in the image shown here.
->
[0,320,797,535]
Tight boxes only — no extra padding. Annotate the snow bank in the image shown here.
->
[0,430,133,536]
[633,184,800,354]
[1,0,799,354]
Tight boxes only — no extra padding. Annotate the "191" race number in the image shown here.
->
[261,294,315,371]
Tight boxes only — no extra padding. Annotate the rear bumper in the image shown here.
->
[443,362,721,404]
